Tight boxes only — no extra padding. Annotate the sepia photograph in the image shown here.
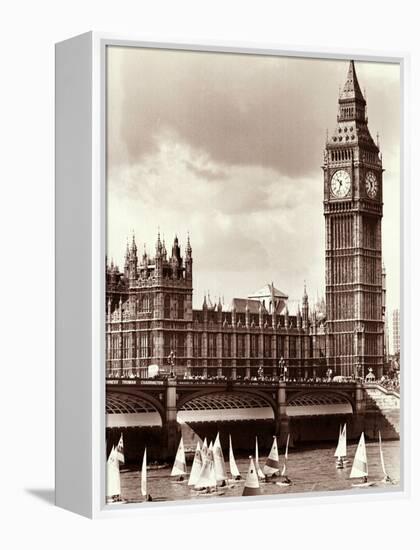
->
[104,46,401,504]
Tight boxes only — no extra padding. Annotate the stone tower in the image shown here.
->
[323,60,384,378]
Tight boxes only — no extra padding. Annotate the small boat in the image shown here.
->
[107,445,126,504]
[379,431,393,484]
[263,436,280,480]
[242,456,262,496]
[350,432,375,488]
[140,447,153,502]
[213,433,228,487]
[188,441,203,487]
[194,446,218,495]
[334,424,347,469]
[228,434,242,481]
[255,437,265,481]
[171,437,187,483]
[276,434,292,486]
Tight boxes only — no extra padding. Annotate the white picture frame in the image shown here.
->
[55,32,409,518]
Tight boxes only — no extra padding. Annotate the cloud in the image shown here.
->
[106,47,400,314]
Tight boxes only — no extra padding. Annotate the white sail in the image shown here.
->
[263,436,280,476]
[228,435,241,478]
[116,433,125,464]
[379,431,388,477]
[255,437,265,479]
[350,432,368,479]
[242,456,262,496]
[171,437,187,476]
[195,447,217,490]
[107,446,121,499]
[188,442,203,486]
[201,437,208,460]
[213,433,228,481]
[209,449,217,487]
[281,434,290,476]
[141,448,147,497]
[334,423,347,458]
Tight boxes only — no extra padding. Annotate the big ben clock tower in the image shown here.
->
[323,61,384,379]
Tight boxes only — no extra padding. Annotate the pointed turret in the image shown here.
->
[130,232,137,255]
[155,230,163,258]
[327,59,379,153]
[155,230,163,279]
[185,233,193,281]
[171,235,181,262]
[127,233,138,285]
[185,232,192,258]
[340,60,365,104]
[338,60,367,124]
[302,282,309,330]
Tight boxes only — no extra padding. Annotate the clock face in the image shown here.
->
[331,170,351,198]
[365,171,378,198]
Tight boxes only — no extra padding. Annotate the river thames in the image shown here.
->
[116,439,400,504]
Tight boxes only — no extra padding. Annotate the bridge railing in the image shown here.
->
[106,376,358,388]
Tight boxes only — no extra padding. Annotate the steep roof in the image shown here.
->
[247,282,288,300]
[339,60,366,103]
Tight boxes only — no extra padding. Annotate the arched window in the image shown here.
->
[164,295,171,318]
[177,295,184,319]
[140,294,149,312]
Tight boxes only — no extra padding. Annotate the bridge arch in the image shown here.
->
[177,389,276,423]
[286,390,354,417]
[106,390,164,427]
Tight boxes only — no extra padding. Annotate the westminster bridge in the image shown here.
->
[105,377,398,460]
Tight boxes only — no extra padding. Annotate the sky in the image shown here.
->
[106,46,400,340]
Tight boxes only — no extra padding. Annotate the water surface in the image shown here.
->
[118,439,400,504]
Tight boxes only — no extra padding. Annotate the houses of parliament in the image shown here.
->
[106,61,386,380]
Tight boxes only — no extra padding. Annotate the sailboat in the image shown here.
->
[213,433,228,486]
[334,424,347,469]
[194,446,219,496]
[201,437,208,461]
[350,432,375,487]
[255,437,265,480]
[107,445,124,503]
[276,434,292,486]
[171,437,187,482]
[228,434,242,481]
[263,436,280,479]
[188,441,203,487]
[242,456,262,496]
[140,447,153,502]
[379,431,393,484]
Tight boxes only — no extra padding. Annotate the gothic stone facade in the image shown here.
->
[106,234,327,379]
[324,61,384,378]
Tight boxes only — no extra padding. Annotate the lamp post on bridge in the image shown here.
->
[279,356,286,382]
[167,350,176,379]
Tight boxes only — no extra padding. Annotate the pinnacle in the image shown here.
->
[340,60,365,104]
